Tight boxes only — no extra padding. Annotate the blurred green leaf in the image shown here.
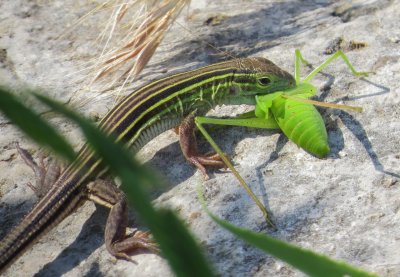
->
[0,87,75,161]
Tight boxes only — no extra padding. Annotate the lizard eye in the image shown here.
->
[257,77,271,86]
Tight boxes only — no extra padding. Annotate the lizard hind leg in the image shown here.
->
[15,142,61,198]
[87,178,159,261]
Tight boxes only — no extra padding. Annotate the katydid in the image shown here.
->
[193,49,368,222]
[195,49,368,162]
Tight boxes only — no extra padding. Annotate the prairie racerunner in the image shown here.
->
[0,57,295,273]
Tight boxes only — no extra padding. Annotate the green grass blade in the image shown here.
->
[0,87,76,161]
[198,186,377,277]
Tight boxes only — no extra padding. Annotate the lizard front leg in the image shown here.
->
[176,113,226,179]
[87,178,159,261]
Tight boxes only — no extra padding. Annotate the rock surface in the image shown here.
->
[0,0,399,276]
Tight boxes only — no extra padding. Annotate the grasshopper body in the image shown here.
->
[272,94,329,158]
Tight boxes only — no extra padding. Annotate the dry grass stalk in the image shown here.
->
[90,0,190,90]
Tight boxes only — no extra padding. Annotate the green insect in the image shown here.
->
[255,83,330,158]
[193,49,368,224]
[196,49,368,160]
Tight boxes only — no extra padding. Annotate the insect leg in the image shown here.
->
[195,115,276,228]
[295,49,370,83]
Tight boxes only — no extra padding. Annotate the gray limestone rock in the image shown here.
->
[0,0,399,276]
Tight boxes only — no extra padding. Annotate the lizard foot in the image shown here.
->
[15,142,61,198]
